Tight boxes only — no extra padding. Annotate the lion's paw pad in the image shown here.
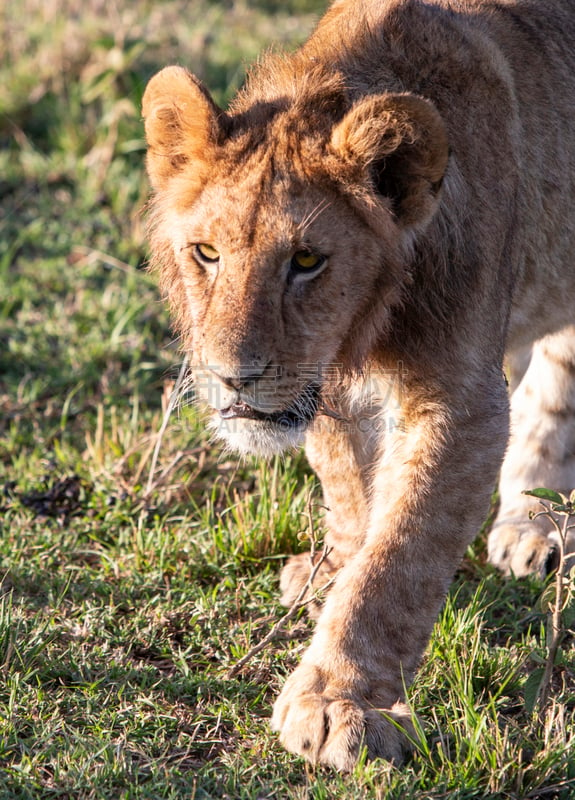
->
[487,524,560,577]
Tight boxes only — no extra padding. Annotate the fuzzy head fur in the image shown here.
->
[143,62,447,455]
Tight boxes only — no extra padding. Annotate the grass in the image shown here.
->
[1,0,574,797]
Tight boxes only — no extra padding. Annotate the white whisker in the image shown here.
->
[297,198,332,236]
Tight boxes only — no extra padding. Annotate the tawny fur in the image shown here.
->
[143,0,575,771]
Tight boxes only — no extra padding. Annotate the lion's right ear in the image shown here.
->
[330,92,448,230]
[142,66,225,190]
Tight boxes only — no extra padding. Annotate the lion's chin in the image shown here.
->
[209,414,308,457]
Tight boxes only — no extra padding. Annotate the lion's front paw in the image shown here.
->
[487,523,559,577]
[271,664,412,771]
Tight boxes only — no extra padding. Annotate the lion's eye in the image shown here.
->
[290,251,325,273]
[194,243,220,263]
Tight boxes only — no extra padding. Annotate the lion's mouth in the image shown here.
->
[219,384,321,428]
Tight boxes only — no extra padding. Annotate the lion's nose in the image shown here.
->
[208,363,268,392]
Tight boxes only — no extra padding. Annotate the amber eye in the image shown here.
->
[290,251,325,273]
[194,243,220,263]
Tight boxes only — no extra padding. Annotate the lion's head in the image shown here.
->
[143,64,448,455]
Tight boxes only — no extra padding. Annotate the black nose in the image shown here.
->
[208,363,268,392]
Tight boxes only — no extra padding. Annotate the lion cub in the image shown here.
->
[143,0,575,771]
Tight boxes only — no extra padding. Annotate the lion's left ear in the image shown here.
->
[330,93,449,228]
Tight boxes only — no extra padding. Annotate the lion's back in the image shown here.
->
[305,0,575,346]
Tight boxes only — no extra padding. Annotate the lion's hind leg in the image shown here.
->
[489,326,575,576]
[279,550,343,619]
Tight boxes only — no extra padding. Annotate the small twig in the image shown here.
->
[298,573,338,608]
[227,498,334,678]
[522,489,575,717]
[145,355,190,497]
[227,542,333,678]
[536,508,570,711]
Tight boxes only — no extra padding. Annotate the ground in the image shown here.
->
[0,1,573,797]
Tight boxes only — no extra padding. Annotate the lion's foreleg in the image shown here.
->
[272,373,509,770]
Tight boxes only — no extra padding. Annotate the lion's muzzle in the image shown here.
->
[219,383,321,428]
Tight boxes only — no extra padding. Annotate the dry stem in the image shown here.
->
[227,499,333,678]
[533,506,573,712]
